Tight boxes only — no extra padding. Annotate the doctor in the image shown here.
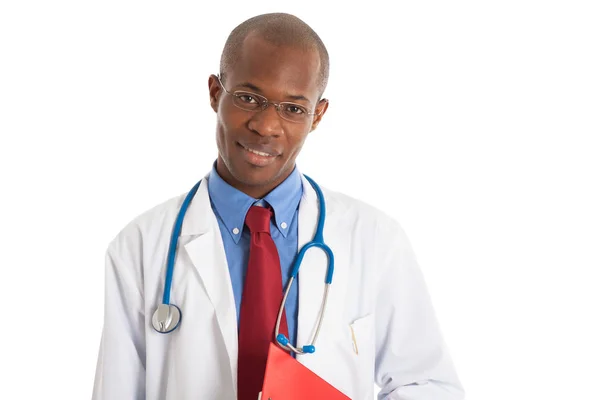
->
[92,12,464,400]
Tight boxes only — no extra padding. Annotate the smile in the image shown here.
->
[238,142,280,167]
[239,143,278,157]
[244,146,274,157]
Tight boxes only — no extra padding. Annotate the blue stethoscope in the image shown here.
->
[151,175,334,355]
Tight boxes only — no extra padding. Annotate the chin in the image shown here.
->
[236,168,278,187]
[238,162,288,185]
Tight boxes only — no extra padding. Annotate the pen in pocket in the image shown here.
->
[350,325,359,355]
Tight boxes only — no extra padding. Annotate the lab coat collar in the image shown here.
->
[180,174,213,236]
[180,175,239,387]
[295,174,348,371]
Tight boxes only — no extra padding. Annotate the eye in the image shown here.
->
[237,93,259,104]
[285,104,307,114]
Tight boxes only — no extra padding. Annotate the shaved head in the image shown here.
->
[219,13,329,97]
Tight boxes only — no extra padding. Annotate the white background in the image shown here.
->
[1,1,599,399]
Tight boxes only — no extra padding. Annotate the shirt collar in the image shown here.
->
[207,163,303,243]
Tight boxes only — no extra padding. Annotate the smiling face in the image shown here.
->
[208,33,329,198]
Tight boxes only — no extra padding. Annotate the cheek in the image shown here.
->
[215,125,226,152]
[219,102,249,130]
[215,120,236,160]
[217,110,246,145]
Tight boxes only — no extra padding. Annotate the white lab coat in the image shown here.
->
[92,174,464,400]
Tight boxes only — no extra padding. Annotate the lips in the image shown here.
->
[237,142,281,167]
[238,142,281,157]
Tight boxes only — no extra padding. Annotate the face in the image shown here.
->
[208,33,329,198]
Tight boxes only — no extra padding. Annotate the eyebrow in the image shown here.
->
[236,82,310,103]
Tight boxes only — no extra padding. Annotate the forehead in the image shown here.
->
[226,34,322,102]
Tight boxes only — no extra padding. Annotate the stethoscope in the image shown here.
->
[151,175,334,355]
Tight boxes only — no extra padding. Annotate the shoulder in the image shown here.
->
[106,191,188,256]
[319,186,417,275]
[320,185,404,238]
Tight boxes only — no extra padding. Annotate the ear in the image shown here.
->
[309,99,329,132]
[208,74,222,113]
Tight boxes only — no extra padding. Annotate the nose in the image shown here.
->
[247,103,285,137]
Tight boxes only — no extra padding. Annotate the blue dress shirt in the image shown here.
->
[207,164,302,348]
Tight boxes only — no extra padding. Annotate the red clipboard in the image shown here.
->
[259,342,350,400]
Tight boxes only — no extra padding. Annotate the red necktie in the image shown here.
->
[237,205,289,400]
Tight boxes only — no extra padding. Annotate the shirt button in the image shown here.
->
[232,228,240,235]
[280,222,288,229]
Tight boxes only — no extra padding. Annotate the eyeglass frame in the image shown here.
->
[216,74,327,124]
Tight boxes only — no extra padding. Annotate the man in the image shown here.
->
[92,12,464,400]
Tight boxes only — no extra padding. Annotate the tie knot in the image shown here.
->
[244,205,272,234]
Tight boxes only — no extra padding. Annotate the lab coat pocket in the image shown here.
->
[350,314,375,357]
[349,314,375,399]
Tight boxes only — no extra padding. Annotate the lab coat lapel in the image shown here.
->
[181,178,238,389]
[296,176,349,369]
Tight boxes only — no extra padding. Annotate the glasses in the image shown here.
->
[217,75,323,124]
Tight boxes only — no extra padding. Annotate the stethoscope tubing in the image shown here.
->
[154,175,333,355]
[162,180,201,305]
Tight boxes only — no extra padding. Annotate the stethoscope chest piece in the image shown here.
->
[152,303,181,333]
